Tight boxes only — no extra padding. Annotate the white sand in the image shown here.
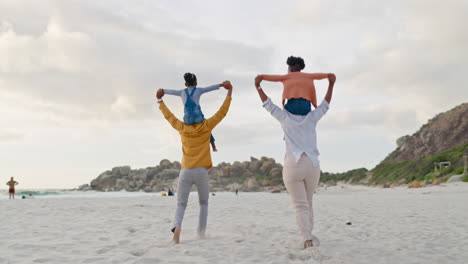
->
[1,183,467,264]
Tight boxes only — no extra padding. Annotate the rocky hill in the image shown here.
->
[79,157,286,192]
[366,102,468,184]
[384,103,468,163]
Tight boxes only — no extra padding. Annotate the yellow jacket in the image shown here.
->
[159,96,232,169]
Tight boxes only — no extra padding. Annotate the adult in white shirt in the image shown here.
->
[254,73,336,249]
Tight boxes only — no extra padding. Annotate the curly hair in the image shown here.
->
[184,72,197,86]
[286,56,305,70]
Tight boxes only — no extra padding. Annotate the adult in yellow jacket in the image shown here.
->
[156,82,233,244]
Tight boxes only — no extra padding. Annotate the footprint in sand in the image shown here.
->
[82,257,108,263]
[133,258,161,264]
[129,248,147,257]
[118,239,131,246]
[288,253,312,261]
[33,258,53,263]
[96,245,117,254]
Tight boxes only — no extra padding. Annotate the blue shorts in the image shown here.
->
[284,98,311,115]
[183,111,205,125]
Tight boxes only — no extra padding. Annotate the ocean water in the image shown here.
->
[0,190,163,200]
[0,189,235,200]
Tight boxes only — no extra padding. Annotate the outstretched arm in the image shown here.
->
[198,83,221,94]
[156,89,184,131]
[304,73,330,80]
[260,74,287,82]
[206,82,233,129]
[255,74,287,89]
[163,89,183,97]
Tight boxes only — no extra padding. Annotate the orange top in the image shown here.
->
[261,72,329,108]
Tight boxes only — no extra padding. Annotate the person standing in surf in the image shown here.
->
[254,72,336,249]
[156,81,233,244]
[6,177,19,199]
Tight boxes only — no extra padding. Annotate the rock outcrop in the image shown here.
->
[81,157,285,192]
[383,103,468,163]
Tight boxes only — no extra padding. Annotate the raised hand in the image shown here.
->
[328,73,336,85]
[222,81,232,90]
[156,88,165,100]
[255,75,262,88]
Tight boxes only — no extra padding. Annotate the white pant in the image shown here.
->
[282,153,321,241]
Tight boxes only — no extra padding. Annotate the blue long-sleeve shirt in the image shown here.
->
[164,84,220,106]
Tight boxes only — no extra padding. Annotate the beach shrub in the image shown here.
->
[320,168,368,183]
[371,144,467,184]
[454,166,464,175]
[255,173,273,180]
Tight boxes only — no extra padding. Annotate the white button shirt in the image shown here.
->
[262,98,329,167]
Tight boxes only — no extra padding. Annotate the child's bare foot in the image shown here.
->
[304,240,313,249]
[172,227,181,244]
[211,142,218,152]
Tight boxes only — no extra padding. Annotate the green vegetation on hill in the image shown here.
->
[371,144,467,184]
[320,168,368,183]
[319,144,466,185]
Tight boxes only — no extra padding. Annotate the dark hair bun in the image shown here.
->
[184,72,197,86]
[286,56,305,70]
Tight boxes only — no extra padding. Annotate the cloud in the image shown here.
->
[0,131,25,143]
[279,0,468,137]
[321,104,419,131]
[0,19,95,74]
[0,1,273,126]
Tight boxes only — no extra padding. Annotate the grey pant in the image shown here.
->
[173,167,209,234]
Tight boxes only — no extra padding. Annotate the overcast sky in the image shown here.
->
[1,0,467,189]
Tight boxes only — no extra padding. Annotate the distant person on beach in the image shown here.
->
[235,189,238,196]
[162,73,231,152]
[256,56,333,115]
[168,188,174,196]
[156,81,233,244]
[6,177,19,199]
[254,72,336,249]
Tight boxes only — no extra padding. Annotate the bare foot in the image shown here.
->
[304,240,312,249]
[198,231,206,239]
[172,227,181,244]
[211,142,218,152]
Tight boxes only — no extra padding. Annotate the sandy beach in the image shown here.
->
[1,183,467,264]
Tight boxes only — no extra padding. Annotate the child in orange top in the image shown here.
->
[257,56,333,115]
